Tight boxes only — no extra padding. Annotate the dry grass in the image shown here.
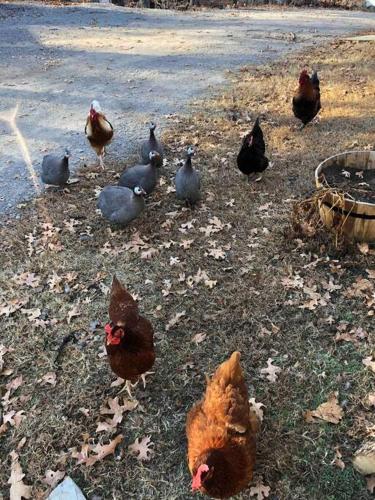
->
[1,38,375,499]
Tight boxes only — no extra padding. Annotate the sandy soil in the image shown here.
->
[0,1,374,215]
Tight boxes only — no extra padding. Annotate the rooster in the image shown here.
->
[85,100,113,168]
[186,352,259,499]
[292,69,321,128]
[104,276,155,397]
[237,117,269,182]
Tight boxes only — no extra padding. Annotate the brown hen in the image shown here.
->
[104,276,155,396]
[186,352,258,499]
[85,100,113,169]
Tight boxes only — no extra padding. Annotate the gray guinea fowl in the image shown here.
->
[140,122,163,167]
[118,151,160,195]
[175,147,201,207]
[41,150,70,186]
[97,185,146,226]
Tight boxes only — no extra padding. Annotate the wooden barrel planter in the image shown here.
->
[315,151,375,242]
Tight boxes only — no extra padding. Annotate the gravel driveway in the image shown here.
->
[0,1,374,215]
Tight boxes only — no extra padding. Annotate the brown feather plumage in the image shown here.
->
[85,113,113,156]
[105,276,155,383]
[186,352,258,499]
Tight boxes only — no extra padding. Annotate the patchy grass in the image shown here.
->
[1,37,375,499]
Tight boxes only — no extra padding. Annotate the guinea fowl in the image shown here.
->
[41,150,70,186]
[85,100,113,169]
[118,151,160,195]
[105,275,155,397]
[97,185,146,226]
[237,117,269,182]
[140,122,163,167]
[175,146,201,208]
[292,70,321,128]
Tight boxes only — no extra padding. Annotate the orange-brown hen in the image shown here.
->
[104,276,155,396]
[85,100,114,169]
[186,352,258,499]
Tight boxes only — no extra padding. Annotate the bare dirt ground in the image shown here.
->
[0,1,374,215]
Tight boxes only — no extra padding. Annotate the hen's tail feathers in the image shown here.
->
[311,71,320,89]
[212,351,244,386]
[109,275,139,324]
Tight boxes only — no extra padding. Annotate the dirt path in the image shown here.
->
[0,1,374,215]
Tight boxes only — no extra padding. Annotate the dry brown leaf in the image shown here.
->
[179,239,194,249]
[86,434,123,466]
[0,344,12,372]
[165,311,186,331]
[249,481,270,499]
[140,247,159,260]
[367,269,375,279]
[128,436,154,462]
[358,243,375,255]
[206,247,226,260]
[39,372,57,387]
[6,375,23,392]
[17,438,26,450]
[110,377,125,388]
[192,332,207,345]
[367,475,375,493]
[367,393,375,407]
[47,271,63,293]
[20,308,41,321]
[332,447,345,470]
[260,358,281,383]
[42,469,65,488]
[14,272,41,289]
[304,393,343,424]
[67,301,81,324]
[363,356,375,373]
[100,397,138,426]
[249,398,265,422]
[8,451,32,500]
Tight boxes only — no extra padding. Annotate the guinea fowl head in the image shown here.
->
[187,146,195,158]
[149,150,161,166]
[299,69,310,86]
[133,186,147,196]
[64,149,71,159]
[149,122,157,131]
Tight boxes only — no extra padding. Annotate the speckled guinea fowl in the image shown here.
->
[41,150,70,186]
[140,122,163,167]
[175,146,201,207]
[237,117,269,182]
[97,185,146,226]
[118,151,160,195]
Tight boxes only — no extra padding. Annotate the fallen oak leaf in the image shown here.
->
[249,398,265,422]
[85,434,123,466]
[165,311,186,331]
[67,301,81,324]
[331,447,345,470]
[304,393,343,424]
[363,356,375,373]
[8,451,32,500]
[43,469,65,489]
[38,372,57,387]
[128,436,154,462]
[260,358,281,383]
[100,397,138,425]
[367,475,375,494]
[192,332,207,345]
[249,481,270,499]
